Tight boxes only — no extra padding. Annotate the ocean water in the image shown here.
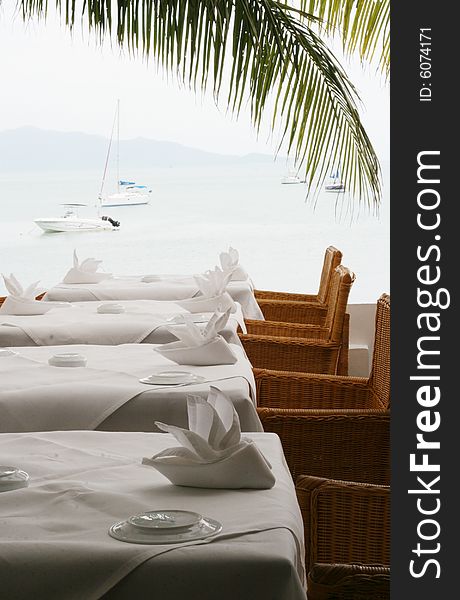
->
[0,162,389,302]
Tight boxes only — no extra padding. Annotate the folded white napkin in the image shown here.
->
[195,266,232,297]
[62,250,113,284]
[178,266,236,314]
[142,387,275,489]
[219,247,249,281]
[0,274,67,316]
[177,292,236,314]
[154,310,237,365]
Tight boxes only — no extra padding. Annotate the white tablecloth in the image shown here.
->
[44,275,264,320]
[0,299,245,347]
[0,344,261,433]
[0,431,306,600]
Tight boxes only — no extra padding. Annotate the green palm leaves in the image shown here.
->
[19,1,385,207]
[300,0,390,76]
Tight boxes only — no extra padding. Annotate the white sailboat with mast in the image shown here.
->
[99,100,152,207]
[325,166,346,192]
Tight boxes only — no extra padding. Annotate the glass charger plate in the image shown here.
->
[128,510,202,531]
[139,371,206,385]
[109,515,222,545]
[0,466,29,492]
[48,353,87,367]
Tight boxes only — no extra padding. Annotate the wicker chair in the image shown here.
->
[306,563,390,599]
[258,408,390,485]
[296,476,390,579]
[255,245,342,305]
[254,246,342,325]
[254,293,390,410]
[241,266,355,375]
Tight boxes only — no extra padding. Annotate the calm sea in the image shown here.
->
[0,162,389,302]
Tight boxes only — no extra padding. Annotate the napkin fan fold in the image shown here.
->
[219,247,249,282]
[154,309,237,365]
[178,266,236,313]
[142,387,275,489]
[62,249,113,284]
[0,274,67,315]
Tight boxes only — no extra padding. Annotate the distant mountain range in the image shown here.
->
[0,127,275,171]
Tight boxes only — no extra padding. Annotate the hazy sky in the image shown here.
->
[0,3,389,160]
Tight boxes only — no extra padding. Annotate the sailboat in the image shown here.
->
[34,204,120,233]
[325,167,346,192]
[281,169,302,185]
[99,100,152,207]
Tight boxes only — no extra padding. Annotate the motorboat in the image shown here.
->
[34,204,120,233]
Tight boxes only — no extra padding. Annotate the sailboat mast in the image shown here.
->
[117,99,120,194]
[99,103,118,202]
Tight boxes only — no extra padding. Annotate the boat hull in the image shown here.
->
[100,201,149,207]
[34,218,116,233]
[100,193,150,207]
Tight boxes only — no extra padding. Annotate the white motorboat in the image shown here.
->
[34,204,120,233]
[325,167,346,192]
[99,101,151,207]
[281,170,302,185]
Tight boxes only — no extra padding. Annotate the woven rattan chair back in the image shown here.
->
[368,294,390,408]
[298,476,390,571]
[323,265,355,343]
[317,246,343,304]
[306,563,390,599]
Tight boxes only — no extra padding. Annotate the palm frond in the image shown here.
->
[298,0,390,76]
[18,0,382,207]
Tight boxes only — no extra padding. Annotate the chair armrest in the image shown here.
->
[254,368,374,409]
[307,563,390,599]
[258,408,390,485]
[254,289,320,303]
[257,299,328,325]
[296,475,390,571]
[245,320,329,340]
[240,334,341,374]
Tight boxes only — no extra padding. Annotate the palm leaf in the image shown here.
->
[18,0,382,207]
[298,0,390,77]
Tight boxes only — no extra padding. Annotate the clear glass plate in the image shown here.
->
[128,510,202,532]
[139,371,206,385]
[109,515,222,545]
[48,353,87,368]
[0,466,19,478]
[0,467,29,492]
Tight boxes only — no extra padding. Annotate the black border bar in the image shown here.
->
[391,2,457,597]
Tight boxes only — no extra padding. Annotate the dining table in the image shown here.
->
[0,343,261,433]
[0,430,306,600]
[43,274,264,320]
[0,299,246,347]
